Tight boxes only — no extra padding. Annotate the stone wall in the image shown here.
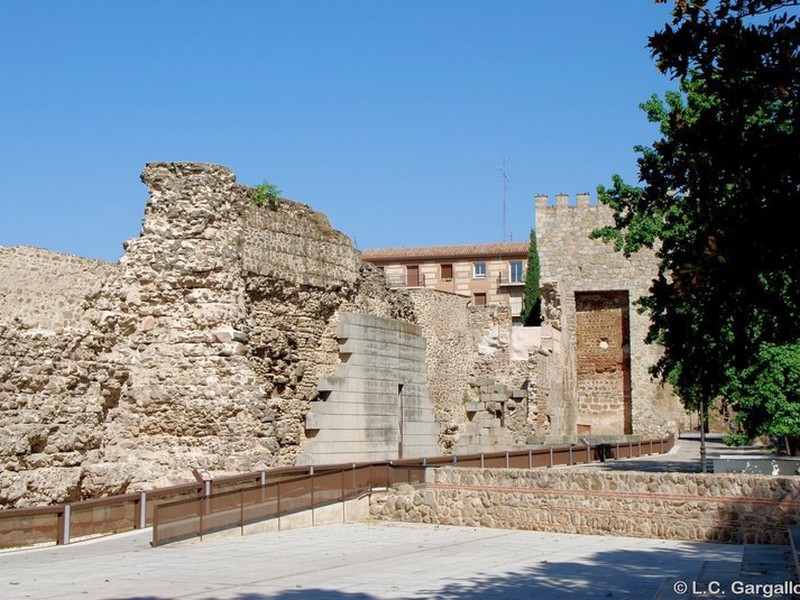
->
[371,467,800,544]
[0,246,116,330]
[535,194,687,437]
[408,289,543,452]
[0,162,415,508]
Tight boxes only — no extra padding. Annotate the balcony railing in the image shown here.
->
[497,273,525,286]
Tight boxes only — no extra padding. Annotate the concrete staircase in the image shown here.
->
[653,543,796,599]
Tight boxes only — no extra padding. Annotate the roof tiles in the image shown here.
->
[362,241,528,262]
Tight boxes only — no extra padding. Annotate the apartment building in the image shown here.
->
[362,241,529,322]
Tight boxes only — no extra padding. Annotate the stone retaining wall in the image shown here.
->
[370,467,800,544]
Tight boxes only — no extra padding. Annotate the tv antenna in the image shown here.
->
[499,158,510,241]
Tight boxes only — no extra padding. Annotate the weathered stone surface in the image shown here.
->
[0,162,413,507]
[409,290,540,452]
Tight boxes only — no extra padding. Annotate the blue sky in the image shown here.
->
[1,1,675,262]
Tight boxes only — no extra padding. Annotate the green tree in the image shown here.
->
[726,343,800,450]
[591,0,800,443]
[521,229,542,326]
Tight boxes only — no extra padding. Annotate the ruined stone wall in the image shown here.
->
[0,248,127,506]
[404,290,472,451]
[535,194,687,437]
[408,289,542,452]
[0,246,116,330]
[371,467,800,544]
[0,162,413,508]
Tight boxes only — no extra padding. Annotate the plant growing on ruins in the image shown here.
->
[591,0,800,447]
[253,181,282,207]
[521,229,542,326]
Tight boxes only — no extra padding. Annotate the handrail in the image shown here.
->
[0,433,675,549]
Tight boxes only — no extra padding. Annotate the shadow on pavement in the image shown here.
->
[103,544,739,600]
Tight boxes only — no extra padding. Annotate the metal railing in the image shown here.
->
[497,272,525,286]
[152,462,427,547]
[0,433,674,549]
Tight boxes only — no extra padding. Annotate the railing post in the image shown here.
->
[505,451,510,468]
[240,489,245,536]
[276,480,282,531]
[569,446,573,466]
[616,442,620,460]
[650,439,654,455]
[528,449,532,469]
[310,466,315,527]
[57,505,71,545]
[137,492,146,529]
[453,454,457,467]
[203,479,211,519]
[198,497,204,540]
[549,447,553,468]
[480,453,484,468]
[638,440,642,457]
[152,505,160,547]
[587,444,591,463]
[261,470,266,505]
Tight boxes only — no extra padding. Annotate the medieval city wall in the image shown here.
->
[0,167,693,510]
[535,194,687,437]
[0,162,418,508]
[0,246,116,330]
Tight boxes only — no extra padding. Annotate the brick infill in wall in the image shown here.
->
[425,482,800,509]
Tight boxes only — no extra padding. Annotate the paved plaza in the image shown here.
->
[0,436,783,599]
[1,521,744,600]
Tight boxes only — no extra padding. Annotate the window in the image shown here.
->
[509,290,523,316]
[473,262,486,279]
[440,263,453,281]
[510,261,524,283]
[473,292,487,306]
[406,265,420,287]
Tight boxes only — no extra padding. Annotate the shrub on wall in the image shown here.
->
[253,181,281,207]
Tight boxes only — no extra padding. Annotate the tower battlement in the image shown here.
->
[535,192,593,211]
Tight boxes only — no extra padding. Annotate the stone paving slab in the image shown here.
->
[0,522,745,600]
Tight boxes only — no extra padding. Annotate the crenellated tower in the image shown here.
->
[533,193,686,439]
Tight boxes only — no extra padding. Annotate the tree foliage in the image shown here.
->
[726,343,800,442]
[592,0,800,439]
[521,229,542,326]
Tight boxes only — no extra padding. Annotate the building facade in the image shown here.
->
[362,242,529,323]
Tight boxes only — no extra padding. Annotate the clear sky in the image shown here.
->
[1,1,676,263]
